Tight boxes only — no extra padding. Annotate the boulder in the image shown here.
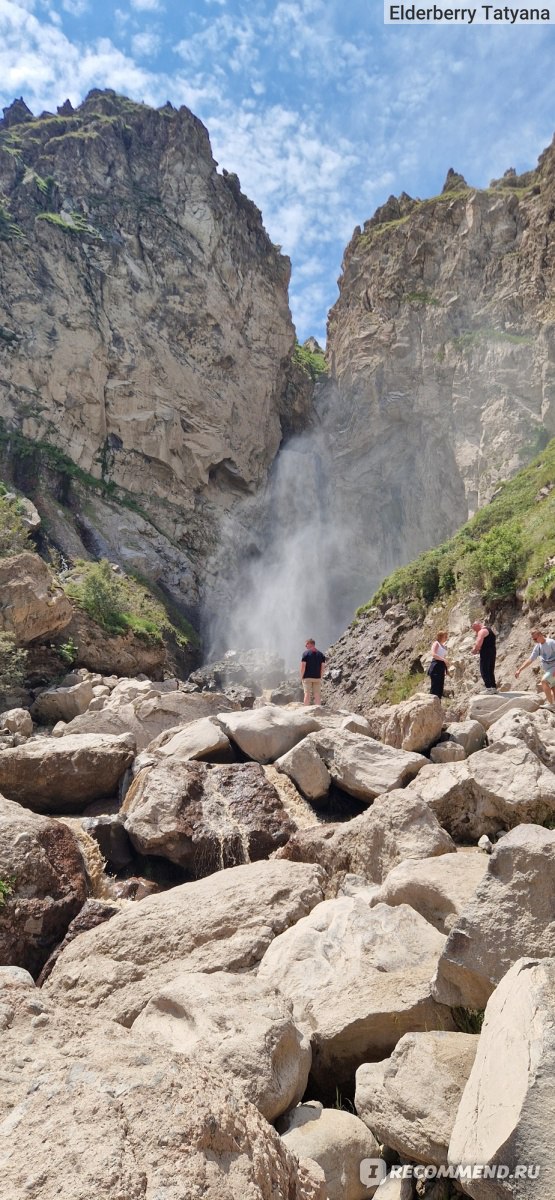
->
[432,826,555,1009]
[369,851,488,933]
[466,692,541,730]
[45,859,326,1024]
[444,719,486,756]
[410,737,555,839]
[429,742,466,764]
[61,691,238,751]
[365,695,444,753]
[448,958,555,1199]
[279,1103,380,1200]
[81,814,135,870]
[276,738,332,801]
[31,680,94,724]
[1,989,326,1200]
[0,551,72,643]
[217,705,323,762]
[0,795,88,976]
[139,715,234,763]
[257,897,455,1095]
[123,761,296,874]
[36,898,120,985]
[0,733,135,813]
[0,707,33,736]
[487,706,555,771]
[133,971,311,1121]
[355,1031,478,1166]
[309,728,427,803]
[277,791,455,885]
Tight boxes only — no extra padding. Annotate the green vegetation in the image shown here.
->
[0,198,23,242]
[404,290,440,306]
[418,188,473,206]
[356,215,411,247]
[375,667,426,705]
[36,211,99,237]
[293,340,327,381]
[0,876,14,906]
[57,637,78,666]
[358,437,555,614]
[0,489,32,557]
[453,1007,485,1035]
[64,560,198,647]
[0,633,28,691]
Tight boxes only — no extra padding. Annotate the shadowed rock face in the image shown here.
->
[0,90,311,612]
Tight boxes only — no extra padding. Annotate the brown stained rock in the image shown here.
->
[0,795,88,976]
[123,760,297,875]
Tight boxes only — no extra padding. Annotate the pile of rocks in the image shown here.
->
[1,677,554,1198]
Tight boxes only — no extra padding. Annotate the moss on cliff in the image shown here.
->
[359,436,555,613]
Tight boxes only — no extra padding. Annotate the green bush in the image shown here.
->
[293,341,327,381]
[64,560,197,647]
[66,560,128,635]
[0,633,28,690]
[0,876,14,905]
[0,493,32,557]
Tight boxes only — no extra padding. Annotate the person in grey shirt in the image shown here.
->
[515,629,555,703]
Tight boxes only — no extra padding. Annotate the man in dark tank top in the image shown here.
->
[471,621,497,690]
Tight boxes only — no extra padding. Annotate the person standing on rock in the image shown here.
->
[471,621,497,690]
[300,638,326,706]
[514,629,555,703]
[428,631,449,699]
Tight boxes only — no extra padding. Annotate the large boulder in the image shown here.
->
[432,825,555,1009]
[0,551,72,644]
[355,1031,478,1166]
[443,719,487,757]
[279,1103,380,1200]
[0,795,88,975]
[365,695,444,753]
[133,971,311,1121]
[61,691,238,751]
[369,851,488,933]
[216,705,323,762]
[0,733,135,812]
[138,716,233,764]
[466,692,541,730]
[257,896,455,1095]
[410,737,555,839]
[0,707,33,736]
[44,859,326,1024]
[31,680,94,724]
[448,958,555,1199]
[276,737,332,801]
[487,706,555,771]
[1,984,326,1200]
[277,791,454,885]
[308,728,427,803]
[122,760,296,874]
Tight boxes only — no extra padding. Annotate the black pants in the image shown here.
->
[429,660,446,699]
[480,651,497,689]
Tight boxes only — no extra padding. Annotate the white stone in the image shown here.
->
[369,851,488,933]
[279,1103,380,1200]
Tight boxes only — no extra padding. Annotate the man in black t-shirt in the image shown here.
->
[300,638,327,706]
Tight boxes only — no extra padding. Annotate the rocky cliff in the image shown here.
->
[0,91,311,619]
[321,143,555,611]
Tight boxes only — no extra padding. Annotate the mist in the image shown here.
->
[205,425,370,668]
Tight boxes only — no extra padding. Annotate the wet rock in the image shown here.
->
[36,898,120,985]
[81,814,134,870]
[122,760,296,875]
[111,876,160,901]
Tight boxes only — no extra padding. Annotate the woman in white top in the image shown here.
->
[428,630,449,699]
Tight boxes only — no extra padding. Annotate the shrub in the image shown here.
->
[0,493,32,557]
[0,876,14,905]
[66,560,128,635]
[0,633,28,690]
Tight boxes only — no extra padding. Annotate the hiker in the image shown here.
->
[471,621,497,690]
[300,637,326,706]
[515,629,555,703]
[428,630,449,699]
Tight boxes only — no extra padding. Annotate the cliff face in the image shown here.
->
[323,144,555,605]
[0,91,310,614]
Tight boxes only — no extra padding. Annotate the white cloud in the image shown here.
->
[130,0,164,10]
[61,0,89,15]
[131,29,161,57]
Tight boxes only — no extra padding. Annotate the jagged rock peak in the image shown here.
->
[1,98,33,128]
[441,167,469,193]
[303,336,324,354]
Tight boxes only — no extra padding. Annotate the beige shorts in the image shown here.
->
[302,677,322,702]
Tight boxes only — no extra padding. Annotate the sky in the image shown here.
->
[1,0,554,343]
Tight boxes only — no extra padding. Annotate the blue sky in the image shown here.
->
[1,0,554,342]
